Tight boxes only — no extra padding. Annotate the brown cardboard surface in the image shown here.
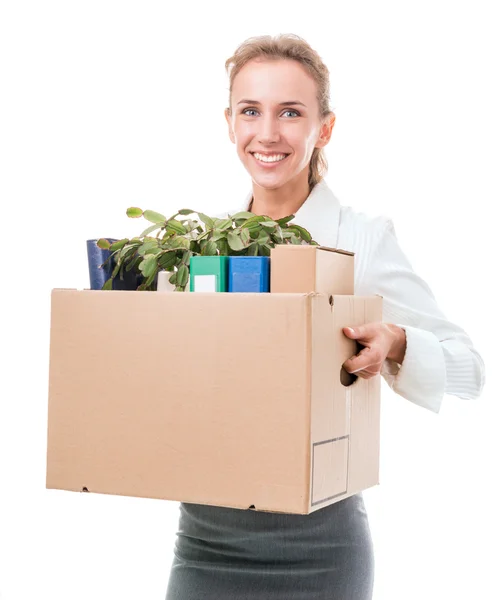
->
[270,245,354,295]
[46,289,382,514]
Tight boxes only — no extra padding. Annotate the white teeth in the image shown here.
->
[253,152,288,163]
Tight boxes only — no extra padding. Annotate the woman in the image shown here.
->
[164,34,485,600]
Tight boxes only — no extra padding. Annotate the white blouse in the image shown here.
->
[223,178,485,414]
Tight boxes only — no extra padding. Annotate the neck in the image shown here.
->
[249,170,313,219]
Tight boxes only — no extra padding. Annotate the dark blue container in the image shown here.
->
[87,239,118,290]
[228,256,270,292]
[86,239,144,291]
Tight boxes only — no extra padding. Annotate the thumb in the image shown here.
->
[343,326,359,337]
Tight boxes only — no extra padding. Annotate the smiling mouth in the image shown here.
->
[250,152,291,164]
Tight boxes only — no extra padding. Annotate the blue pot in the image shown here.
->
[86,239,144,290]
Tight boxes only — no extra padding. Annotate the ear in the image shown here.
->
[224,107,235,143]
[314,113,336,149]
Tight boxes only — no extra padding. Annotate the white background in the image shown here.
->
[0,1,491,599]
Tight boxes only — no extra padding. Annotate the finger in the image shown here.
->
[342,324,376,341]
[353,366,380,379]
[360,366,381,378]
[344,349,380,373]
[346,347,386,372]
[345,359,381,375]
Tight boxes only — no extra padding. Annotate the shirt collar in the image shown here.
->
[239,179,341,248]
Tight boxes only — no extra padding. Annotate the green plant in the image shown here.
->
[97,207,318,292]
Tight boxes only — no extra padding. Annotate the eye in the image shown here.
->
[241,108,301,117]
[283,110,300,118]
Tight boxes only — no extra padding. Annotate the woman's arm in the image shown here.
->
[359,218,485,414]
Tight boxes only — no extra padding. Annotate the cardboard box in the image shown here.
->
[46,288,382,514]
[270,245,354,294]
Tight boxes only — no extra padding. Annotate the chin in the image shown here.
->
[250,176,289,190]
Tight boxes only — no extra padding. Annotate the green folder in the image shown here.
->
[190,256,229,292]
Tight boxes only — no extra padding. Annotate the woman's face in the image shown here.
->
[225,58,334,190]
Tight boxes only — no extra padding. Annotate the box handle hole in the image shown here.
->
[340,367,357,387]
[340,341,364,387]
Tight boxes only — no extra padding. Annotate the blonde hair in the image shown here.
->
[225,34,334,191]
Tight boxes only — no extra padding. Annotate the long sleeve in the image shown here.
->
[359,218,485,414]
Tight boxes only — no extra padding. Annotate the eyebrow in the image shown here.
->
[237,99,307,107]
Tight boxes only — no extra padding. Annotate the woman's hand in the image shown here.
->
[342,323,407,379]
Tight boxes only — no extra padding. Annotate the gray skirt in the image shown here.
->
[165,492,374,600]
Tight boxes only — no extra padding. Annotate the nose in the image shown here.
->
[257,114,281,144]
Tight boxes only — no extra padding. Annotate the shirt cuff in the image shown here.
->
[381,325,446,414]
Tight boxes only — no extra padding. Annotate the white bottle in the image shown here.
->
[157,270,190,292]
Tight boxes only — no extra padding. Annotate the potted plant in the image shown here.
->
[97,207,318,292]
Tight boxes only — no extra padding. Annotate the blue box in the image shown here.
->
[228,256,270,293]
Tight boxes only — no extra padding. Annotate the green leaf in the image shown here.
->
[244,215,265,223]
[111,260,121,278]
[195,230,210,242]
[127,207,143,218]
[176,264,189,287]
[227,231,246,251]
[139,255,157,277]
[137,240,159,256]
[232,211,256,221]
[181,219,201,233]
[245,224,261,236]
[247,243,259,256]
[168,272,177,285]
[119,245,139,260]
[258,220,277,228]
[243,216,267,233]
[142,246,161,255]
[239,228,250,245]
[277,214,295,226]
[143,209,166,223]
[166,219,187,235]
[216,239,228,255]
[143,272,157,290]
[258,244,271,256]
[178,209,195,216]
[168,236,190,250]
[210,230,227,242]
[202,240,218,255]
[102,278,113,290]
[256,231,270,245]
[190,242,201,256]
[198,213,215,228]
[97,238,111,249]
[109,238,129,251]
[216,218,233,231]
[182,250,192,266]
[140,222,166,237]
[125,254,142,272]
[288,224,312,243]
[158,252,177,270]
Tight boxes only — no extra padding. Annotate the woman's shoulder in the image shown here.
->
[337,202,393,253]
